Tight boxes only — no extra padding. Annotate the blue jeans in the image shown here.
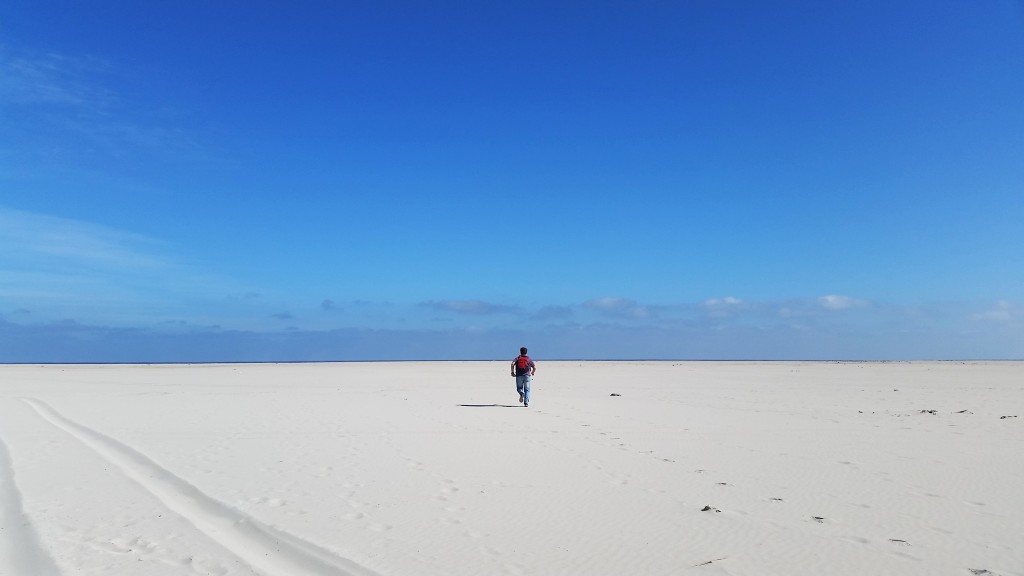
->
[516,375,531,404]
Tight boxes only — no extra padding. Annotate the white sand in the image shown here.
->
[0,361,1021,576]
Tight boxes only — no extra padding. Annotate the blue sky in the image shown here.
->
[2,1,1022,361]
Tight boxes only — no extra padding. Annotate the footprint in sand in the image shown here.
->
[436,484,459,501]
[439,516,461,525]
[88,535,160,556]
[479,545,501,557]
[251,496,287,507]
[502,560,527,575]
[176,554,234,575]
[344,498,368,509]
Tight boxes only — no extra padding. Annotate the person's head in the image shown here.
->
[520,347,528,355]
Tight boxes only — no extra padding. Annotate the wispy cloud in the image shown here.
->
[0,207,176,315]
[421,299,521,315]
[818,294,868,310]
[704,296,743,307]
[0,49,117,107]
[0,207,166,271]
[776,295,871,319]
[583,297,651,319]
[0,206,243,325]
[3,302,1019,362]
[971,300,1015,323]
[535,305,574,321]
[0,47,212,167]
[702,296,745,318]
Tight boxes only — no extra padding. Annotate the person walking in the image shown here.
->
[511,347,536,407]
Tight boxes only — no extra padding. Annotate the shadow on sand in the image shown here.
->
[457,404,523,408]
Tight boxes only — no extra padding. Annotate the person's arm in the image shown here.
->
[511,360,516,377]
[530,360,536,376]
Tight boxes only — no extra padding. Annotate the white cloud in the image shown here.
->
[818,294,867,310]
[2,304,1016,362]
[701,296,745,318]
[971,301,1014,322]
[421,299,520,315]
[718,296,742,305]
[0,50,116,107]
[703,296,743,308]
[583,297,650,319]
[534,305,574,321]
[2,291,1019,360]
[0,206,241,325]
[1,48,212,167]
[0,207,165,270]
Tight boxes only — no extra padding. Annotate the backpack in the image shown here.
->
[515,355,531,371]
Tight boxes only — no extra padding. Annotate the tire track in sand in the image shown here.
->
[23,398,380,576]
[0,435,62,576]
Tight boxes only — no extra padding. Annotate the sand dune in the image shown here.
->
[0,361,1021,575]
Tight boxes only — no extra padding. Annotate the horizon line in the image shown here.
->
[3,358,1021,366]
